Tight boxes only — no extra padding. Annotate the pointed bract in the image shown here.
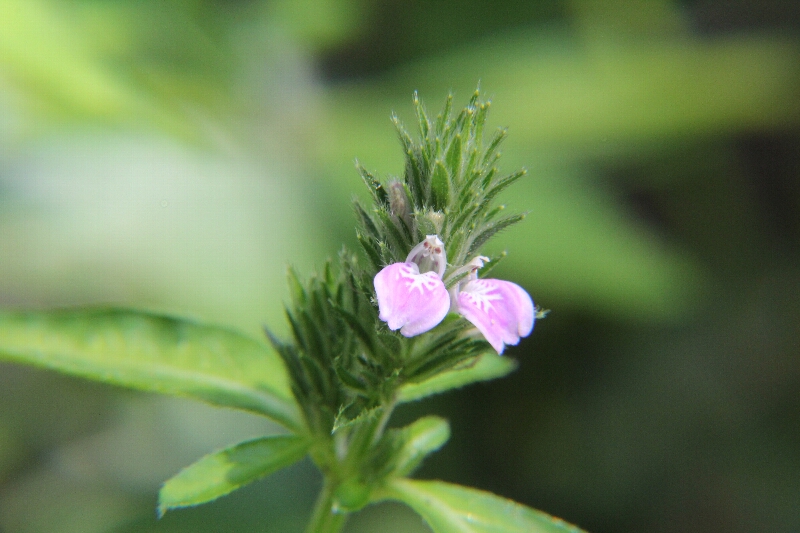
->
[456,279,534,354]
[374,263,450,337]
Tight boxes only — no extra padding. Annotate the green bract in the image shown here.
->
[356,90,527,272]
[0,91,584,533]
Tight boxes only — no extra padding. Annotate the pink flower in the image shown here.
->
[373,238,535,352]
[456,279,534,354]
[452,256,534,354]
[373,236,450,337]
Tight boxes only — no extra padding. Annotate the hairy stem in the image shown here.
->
[305,480,348,533]
[371,395,397,446]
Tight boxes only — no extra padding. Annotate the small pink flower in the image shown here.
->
[373,236,450,337]
[374,263,450,337]
[373,237,536,349]
[452,256,534,354]
[456,278,534,354]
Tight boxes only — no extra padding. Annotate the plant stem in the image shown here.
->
[305,480,348,533]
[371,396,397,446]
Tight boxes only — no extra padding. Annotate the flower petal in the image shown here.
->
[374,263,450,337]
[456,279,534,354]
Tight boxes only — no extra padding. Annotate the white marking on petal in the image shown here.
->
[460,280,503,314]
[374,262,449,337]
[398,264,443,295]
[456,278,535,354]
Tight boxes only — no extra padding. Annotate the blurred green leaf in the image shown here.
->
[570,0,688,39]
[337,31,800,147]
[0,0,238,140]
[158,434,311,516]
[0,308,303,431]
[313,28,800,320]
[397,353,517,403]
[380,478,586,533]
[0,0,143,121]
[0,0,370,140]
[318,33,800,192]
[268,0,367,48]
[391,416,450,477]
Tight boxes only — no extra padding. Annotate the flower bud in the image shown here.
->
[405,235,446,278]
[388,180,412,228]
[425,211,444,234]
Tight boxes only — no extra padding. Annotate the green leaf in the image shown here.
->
[380,479,586,533]
[158,435,311,516]
[397,353,517,403]
[0,308,303,431]
[392,416,450,477]
[431,160,451,211]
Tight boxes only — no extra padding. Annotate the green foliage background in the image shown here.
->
[0,0,798,531]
